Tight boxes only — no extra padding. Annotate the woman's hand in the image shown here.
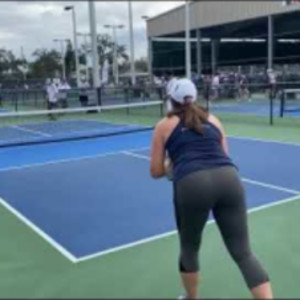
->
[164,157,173,181]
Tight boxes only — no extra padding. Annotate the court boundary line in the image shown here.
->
[75,194,300,263]
[0,135,300,172]
[123,151,300,195]
[11,125,52,138]
[228,135,300,147]
[0,146,150,172]
[241,178,300,195]
[0,196,77,263]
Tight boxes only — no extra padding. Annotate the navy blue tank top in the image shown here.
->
[165,120,236,182]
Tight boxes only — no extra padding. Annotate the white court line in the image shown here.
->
[123,150,300,195]
[76,194,300,263]
[11,125,52,138]
[0,146,150,173]
[228,135,300,147]
[122,151,150,161]
[0,135,300,173]
[241,178,300,195]
[0,196,77,263]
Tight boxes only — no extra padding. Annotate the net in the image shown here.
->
[0,101,163,148]
[198,83,273,123]
[280,88,300,117]
[0,86,163,112]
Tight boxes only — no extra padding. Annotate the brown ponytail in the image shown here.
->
[168,100,208,134]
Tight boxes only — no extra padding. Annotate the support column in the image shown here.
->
[268,15,274,126]
[211,38,219,75]
[185,0,191,79]
[148,37,153,84]
[267,15,274,70]
[196,29,202,77]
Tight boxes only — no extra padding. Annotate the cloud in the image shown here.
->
[0,1,183,60]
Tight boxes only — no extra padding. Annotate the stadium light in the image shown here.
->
[64,5,80,87]
[104,24,125,86]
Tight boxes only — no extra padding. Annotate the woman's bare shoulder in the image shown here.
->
[207,114,225,133]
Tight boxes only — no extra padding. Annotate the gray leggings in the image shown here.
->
[174,166,269,289]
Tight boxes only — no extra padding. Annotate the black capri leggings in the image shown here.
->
[174,166,269,289]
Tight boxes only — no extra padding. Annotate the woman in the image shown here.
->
[150,78,273,299]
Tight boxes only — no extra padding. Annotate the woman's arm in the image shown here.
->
[150,120,167,178]
[208,114,229,156]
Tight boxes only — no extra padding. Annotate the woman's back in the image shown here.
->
[165,118,235,182]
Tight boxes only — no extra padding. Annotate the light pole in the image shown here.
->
[104,24,124,86]
[64,5,80,87]
[128,1,136,86]
[53,38,68,79]
[77,32,91,80]
[88,1,101,90]
[141,15,153,84]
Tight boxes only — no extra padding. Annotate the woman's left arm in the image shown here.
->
[150,120,167,178]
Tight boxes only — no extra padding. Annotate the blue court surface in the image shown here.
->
[211,98,300,117]
[0,131,299,263]
[0,120,149,147]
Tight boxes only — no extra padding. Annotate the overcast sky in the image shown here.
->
[0,1,184,61]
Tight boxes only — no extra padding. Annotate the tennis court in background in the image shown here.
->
[0,123,300,298]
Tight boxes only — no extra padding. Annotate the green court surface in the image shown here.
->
[0,112,299,298]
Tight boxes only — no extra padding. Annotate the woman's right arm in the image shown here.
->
[208,114,229,156]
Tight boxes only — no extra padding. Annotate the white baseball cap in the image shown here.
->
[169,78,197,104]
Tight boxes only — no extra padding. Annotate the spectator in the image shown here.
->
[267,69,277,99]
[79,78,90,107]
[211,73,220,101]
[0,83,3,107]
[58,79,71,108]
[45,79,59,121]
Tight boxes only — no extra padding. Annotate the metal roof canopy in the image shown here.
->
[147,1,300,38]
[149,7,300,73]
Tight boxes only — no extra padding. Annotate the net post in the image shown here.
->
[14,91,18,112]
[160,101,164,117]
[96,87,102,106]
[280,89,284,118]
[34,90,38,108]
[269,87,274,125]
[126,87,130,115]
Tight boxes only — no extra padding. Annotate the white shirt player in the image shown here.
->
[268,71,277,85]
[212,75,220,87]
[46,83,59,104]
[58,81,71,99]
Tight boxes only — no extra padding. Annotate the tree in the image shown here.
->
[96,33,129,71]
[119,57,149,75]
[134,57,148,73]
[30,48,61,79]
[0,48,24,80]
